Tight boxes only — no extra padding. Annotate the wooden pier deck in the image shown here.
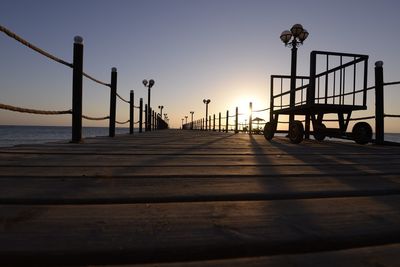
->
[1,129,400,266]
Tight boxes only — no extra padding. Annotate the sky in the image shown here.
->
[1,0,400,132]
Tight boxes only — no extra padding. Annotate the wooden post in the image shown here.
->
[129,90,134,134]
[139,98,143,133]
[235,106,238,133]
[219,112,221,132]
[375,61,384,145]
[213,114,216,131]
[249,102,253,134]
[109,67,117,137]
[144,104,148,132]
[226,110,229,133]
[72,36,83,143]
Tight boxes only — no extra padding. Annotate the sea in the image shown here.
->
[0,125,130,147]
[0,125,399,147]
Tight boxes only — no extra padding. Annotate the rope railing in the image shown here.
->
[385,114,400,118]
[82,115,109,121]
[116,119,130,125]
[116,92,130,104]
[253,107,270,113]
[82,72,110,87]
[0,102,72,115]
[0,25,73,68]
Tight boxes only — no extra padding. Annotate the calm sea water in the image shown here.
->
[0,125,130,147]
[0,125,399,147]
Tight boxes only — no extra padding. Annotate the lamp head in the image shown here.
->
[149,79,155,87]
[298,29,309,43]
[142,79,148,86]
[280,30,292,45]
[290,24,304,38]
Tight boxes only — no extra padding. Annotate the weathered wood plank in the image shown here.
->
[0,176,399,204]
[131,243,400,267]
[1,196,400,265]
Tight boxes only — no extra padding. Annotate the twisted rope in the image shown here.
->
[116,119,130,124]
[253,107,270,113]
[0,102,71,115]
[116,93,130,104]
[385,114,400,118]
[82,115,109,121]
[0,25,73,68]
[82,72,110,87]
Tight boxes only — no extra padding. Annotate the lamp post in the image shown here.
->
[280,24,309,125]
[185,116,188,124]
[203,99,211,130]
[158,105,164,118]
[143,79,155,131]
[181,118,184,129]
[190,111,194,130]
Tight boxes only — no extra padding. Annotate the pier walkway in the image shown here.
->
[1,129,400,266]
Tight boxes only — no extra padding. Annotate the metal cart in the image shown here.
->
[264,51,372,144]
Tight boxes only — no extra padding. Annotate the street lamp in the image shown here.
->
[158,105,164,118]
[280,24,309,124]
[143,79,155,131]
[185,116,188,124]
[181,118,184,129]
[203,99,211,130]
[190,111,194,130]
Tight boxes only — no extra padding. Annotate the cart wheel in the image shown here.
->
[263,121,275,141]
[313,123,326,141]
[352,122,372,145]
[289,120,304,144]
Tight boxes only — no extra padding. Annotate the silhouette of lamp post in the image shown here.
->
[190,111,194,129]
[203,99,211,130]
[142,79,155,131]
[158,105,164,118]
[185,116,188,124]
[181,118,184,129]
[280,24,309,125]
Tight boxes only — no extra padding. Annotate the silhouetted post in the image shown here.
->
[201,118,204,130]
[129,90,134,134]
[235,106,238,133]
[109,67,117,137]
[139,98,143,133]
[144,104,148,132]
[249,102,253,134]
[209,115,211,131]
[149,107,152,130]
[375,61,384,145]
[226,110,229,133]
[190,111,194,130]
[213,114,216,131]
[219,112,221,132]
[72,36,83,143]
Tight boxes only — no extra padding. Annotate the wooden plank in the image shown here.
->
[0,176,399,204]
[131,243,400,267]
[1,164,399,177]
[1,196,400,265]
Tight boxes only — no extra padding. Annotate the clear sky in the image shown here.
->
[1,0,400,132]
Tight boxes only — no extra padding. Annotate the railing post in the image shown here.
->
[375,61,384,145]
[213,114,216,131]
[144,104,148,132]
[235,106,238,133]
[71,36,83,143]
[226,110,229,133]
[109,67,117,137]
[209,115,211,131]
[249,102,253,134]
[139,98,143,133]
[219,112,221,132]
[129,90,134,134]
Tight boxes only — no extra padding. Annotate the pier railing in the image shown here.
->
[183,62,400,145]
[0,25,168,143]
